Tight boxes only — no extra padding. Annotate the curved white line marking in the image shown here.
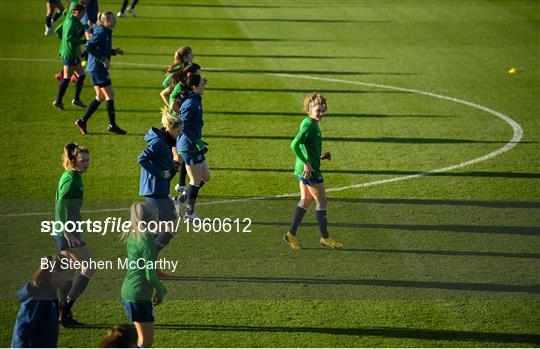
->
[0,57,523,217]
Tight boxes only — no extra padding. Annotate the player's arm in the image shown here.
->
[55,175,82,247]
[291,122,313,177]
[168,84,181,110]
[137,142,170,179]
[160,87,171,107]
[142,240,167,304]
[290,122,310,162]
[162,73,173,89]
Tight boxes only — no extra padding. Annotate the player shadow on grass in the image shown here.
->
[300,247,540,259]
[88,132,146,137]
[115,35,328,42]
[128,52,384,60]
[140,3,285,9]
[203,134,512,144]
[114,85,412,95]
[116,109,449,118]
[251,221,540,236]
[134,17,393,24]
[165,275,539,294]
[152,323,540,344]
[113,66,419,75]
[211,167,540,179]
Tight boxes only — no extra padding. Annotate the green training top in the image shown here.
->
[121,232,167,302]
[168,83,182,111]
[290,117,323,178]
[161,64,182,88]
[55,170,83,234]
[56,14,85,61]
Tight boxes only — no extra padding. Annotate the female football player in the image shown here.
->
[11,254,72,347]
[120,202,167,348]
[177,73,210,220]
[75,11,127,135]
[284,93,343,251]
[52,4,87,111]
[138,109,183,264]
[162,47,193,93]
[54,143,95,327]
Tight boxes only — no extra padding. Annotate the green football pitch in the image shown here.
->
[1,0,539,347]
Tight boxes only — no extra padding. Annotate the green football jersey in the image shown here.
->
[121,232,166,302]
[54,170,83,233]
[291,117,323,178]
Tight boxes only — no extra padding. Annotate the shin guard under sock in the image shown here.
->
[316,209,329,239]
[82,99,101,122]
[289,206,307,236]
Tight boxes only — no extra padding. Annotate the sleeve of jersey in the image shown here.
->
[290,122,310,164]
[180,101,200,145]
[55,175,73,224]
[162,73,173,88]
[168,84,182,109]
[142,240,167,298]
[137,142,165,178]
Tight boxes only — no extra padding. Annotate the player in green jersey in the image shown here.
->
[120,202,167,348]
[284,93,344,251]
[52,4,87,111]
[54,143,95,327]
[162,46,193,91]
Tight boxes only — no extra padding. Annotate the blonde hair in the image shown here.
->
[30,254,65,289]
[120,202,159,243]
[303,92,327,113]
[97,11,114,25]
[161,107,183,130]
[62,143,89,170]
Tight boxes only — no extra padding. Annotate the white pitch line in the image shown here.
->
[0,58,523,217]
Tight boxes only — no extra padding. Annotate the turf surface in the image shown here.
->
[0,0,539,347]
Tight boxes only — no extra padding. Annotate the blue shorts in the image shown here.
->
[53,233,86,251]
[47,0,62,4]
[88,70,111,87]
[145,196,176,221]
[63,57,81,66]
[123,299,154,322]
[297,175,324,185]
[180,152,206,166]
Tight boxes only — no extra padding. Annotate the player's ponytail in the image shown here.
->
[166,46,193,74]
[63,143,89,170]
